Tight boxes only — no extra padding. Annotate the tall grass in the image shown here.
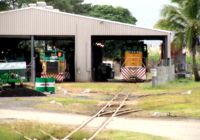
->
[0,121,166,140]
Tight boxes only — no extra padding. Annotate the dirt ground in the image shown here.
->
[1,109,200,140]
[1,83,200,140]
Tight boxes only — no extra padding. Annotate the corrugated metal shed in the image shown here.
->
[0,7,171,81]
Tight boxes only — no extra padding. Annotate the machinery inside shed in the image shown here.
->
[91,36,166,82]
[0,36,75,83]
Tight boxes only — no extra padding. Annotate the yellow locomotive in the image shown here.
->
[121,42,148,81]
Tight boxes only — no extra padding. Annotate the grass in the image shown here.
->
[55,79,200,118]
[0,121,167,140]
[5,79,200,118]
[136,79,200,118]
[98,130,166,140]
[140,78,200,94]
[56,82,127,93]
[0,126,22,140]
[34,97,99,114]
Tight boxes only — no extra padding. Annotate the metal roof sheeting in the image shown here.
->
[0,7,171,36]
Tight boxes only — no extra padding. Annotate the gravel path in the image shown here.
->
[0,109,200,140]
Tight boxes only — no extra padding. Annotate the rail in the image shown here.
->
[60,94,129,140]
[86,94,129,140]
[62,93,120,140]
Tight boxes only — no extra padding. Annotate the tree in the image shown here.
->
[88,5,137,24]
[86,5,137,60]
[0,0,10,11]
[155,0,200,81]
[0,0,89,14]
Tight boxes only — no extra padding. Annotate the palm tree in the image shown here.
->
[155,0,200,81]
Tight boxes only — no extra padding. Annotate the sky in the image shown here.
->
[84,0,170,28]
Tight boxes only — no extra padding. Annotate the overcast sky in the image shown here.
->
[84,0,170,28]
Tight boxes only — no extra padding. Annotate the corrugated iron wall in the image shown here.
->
[0,8,171,81]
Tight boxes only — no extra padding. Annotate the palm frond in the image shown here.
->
[183,0,200,20]
[155,19,185,31]
[171,0,185,6]
[161,5,188,26]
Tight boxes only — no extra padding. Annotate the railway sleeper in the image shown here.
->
[99,108,140,117]
[109,103,126,107]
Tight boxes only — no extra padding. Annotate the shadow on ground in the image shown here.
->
[0,87,46,97]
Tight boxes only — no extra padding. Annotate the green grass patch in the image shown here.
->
[136,88,200,118]
[140,79,200,94]
[54,80,200,118]
[98,130,166,140]
[0,121,167,140]
[0,126,22,140]
[57,82,126,93]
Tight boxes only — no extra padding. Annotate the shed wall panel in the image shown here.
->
[0,8,171,82]
[31,9,76,35]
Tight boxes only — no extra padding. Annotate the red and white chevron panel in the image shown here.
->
[121,66,146,81]
[41,72,70,82]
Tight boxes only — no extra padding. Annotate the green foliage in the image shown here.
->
[103,40,123,59]
[186,54,200,67]
[87,5,137,60]
[0,0,89,14]
[0,1,10,11]
[46,0,90,14]
[148,52,160,65]
[88,5,137,24]
[155,0,200,81]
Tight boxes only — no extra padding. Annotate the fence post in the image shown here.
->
[151,61,157,87]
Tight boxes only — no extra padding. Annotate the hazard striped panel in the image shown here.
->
[41,72,70,82]
[121,67,146,81]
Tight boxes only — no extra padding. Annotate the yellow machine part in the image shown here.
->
[59,61,66,72]
[124,52,143,67]
[42,61,66,73]
[42,61,46,73]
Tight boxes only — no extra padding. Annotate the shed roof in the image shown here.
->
[0,7,171,36]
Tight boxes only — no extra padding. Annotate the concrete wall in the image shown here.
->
[156,65,175,85]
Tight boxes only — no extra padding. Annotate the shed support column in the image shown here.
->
[31,36,35,84]
[164,35,171,65]
[75,35,91,81]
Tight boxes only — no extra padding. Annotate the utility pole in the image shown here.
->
[31,36,35,86]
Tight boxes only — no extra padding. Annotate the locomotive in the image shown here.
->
[40,48,69,82]
[121,42,148,81]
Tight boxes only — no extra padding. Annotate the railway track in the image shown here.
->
[29,93,139,140]
[61,93,130,140]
